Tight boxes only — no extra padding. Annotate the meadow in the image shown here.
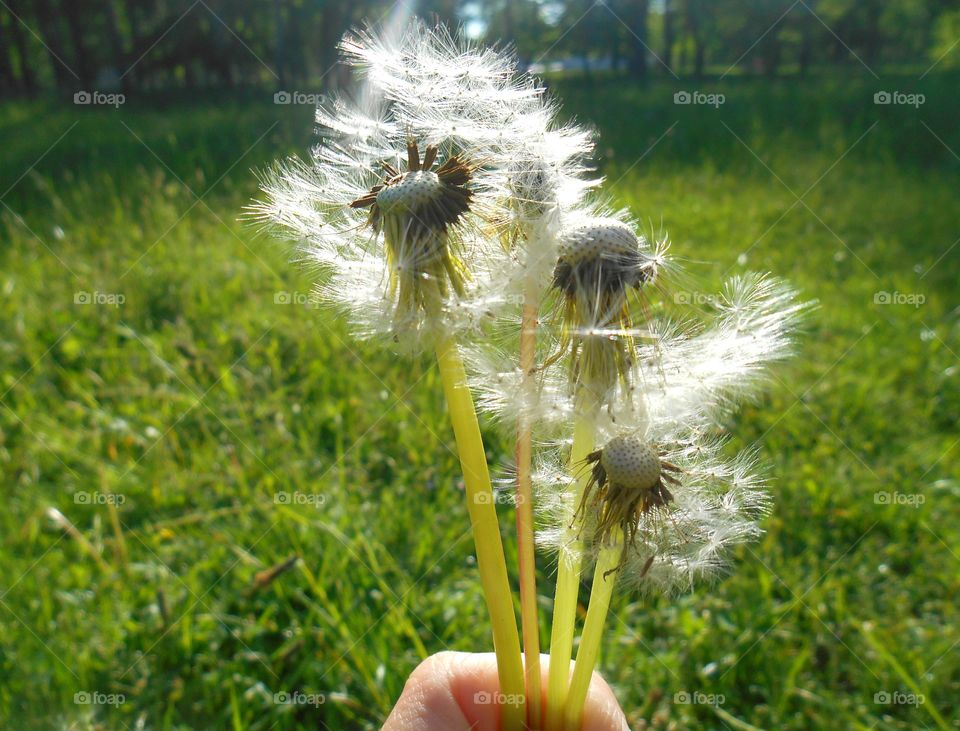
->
[0,72,957,729]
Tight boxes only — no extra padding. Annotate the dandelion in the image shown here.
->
[256,17,811,731]
[495,109,596,731]
[536,275,809,731]
[348,139,476,328]
[252,23,568,729]
[575,434,683,574]
[344,24,598,726]
[537,213,666,728]
[549,216,663,402]
[550,429,770,730]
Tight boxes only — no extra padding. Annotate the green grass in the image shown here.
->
[1,74,958,729]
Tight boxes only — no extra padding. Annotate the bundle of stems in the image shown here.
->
[258,19,806,731]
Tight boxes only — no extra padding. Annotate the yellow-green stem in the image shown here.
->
[563,538,621,731]
[435,335,526,731]
[545,396,597,731]
[517,292,542,730]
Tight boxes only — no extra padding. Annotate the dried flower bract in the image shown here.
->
[350,140,476,325]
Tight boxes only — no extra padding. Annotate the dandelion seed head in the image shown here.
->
[537,432,770,596]
[599,435,661,491]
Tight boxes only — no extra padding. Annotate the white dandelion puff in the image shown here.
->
[536,429,770,597]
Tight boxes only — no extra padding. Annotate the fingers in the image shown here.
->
[382,652,498,730]
[382,651,629,731]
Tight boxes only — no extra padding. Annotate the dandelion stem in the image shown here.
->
[435,335,526,731]
[516,290,542,730]
[545,394,597,731]
[563,538,620,731]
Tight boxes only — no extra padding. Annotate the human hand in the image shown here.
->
[383,651,628,730]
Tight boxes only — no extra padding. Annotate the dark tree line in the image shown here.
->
[1,0,958,94]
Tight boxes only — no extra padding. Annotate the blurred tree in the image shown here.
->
[34,0,75,89]
[662,0,676,72]
[0,14,14,92]
[275,0,288,86]
[619,0,650,78]
[418,0,461,29]
[558,0,619,73]
[3,0,958,96]
[6,2,38,91]
[931,7,960,69]
[682,0,708,77]
[62,0,95,86]
[482,0,551,64]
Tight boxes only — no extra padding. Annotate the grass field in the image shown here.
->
[1,72,958,730]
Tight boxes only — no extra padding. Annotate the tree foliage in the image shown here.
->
[0,0,957,93]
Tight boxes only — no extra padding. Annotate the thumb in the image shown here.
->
[383,651,629,730]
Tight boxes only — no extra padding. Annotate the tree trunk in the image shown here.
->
[693,39,705,78]
[274,0,287,87]
[122,0,142,86]
[318,2,344,86]
[863,0,882,66]
[799,19,813,76]
[8,2,36,90]
[105,1,126,72]
[761,36,782,77]
[34,0,75,89]
[684,0,704,78]
[0,15,15,92]
[62,0,94,86]
[662,0,675,74]
[627,0,649,78]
